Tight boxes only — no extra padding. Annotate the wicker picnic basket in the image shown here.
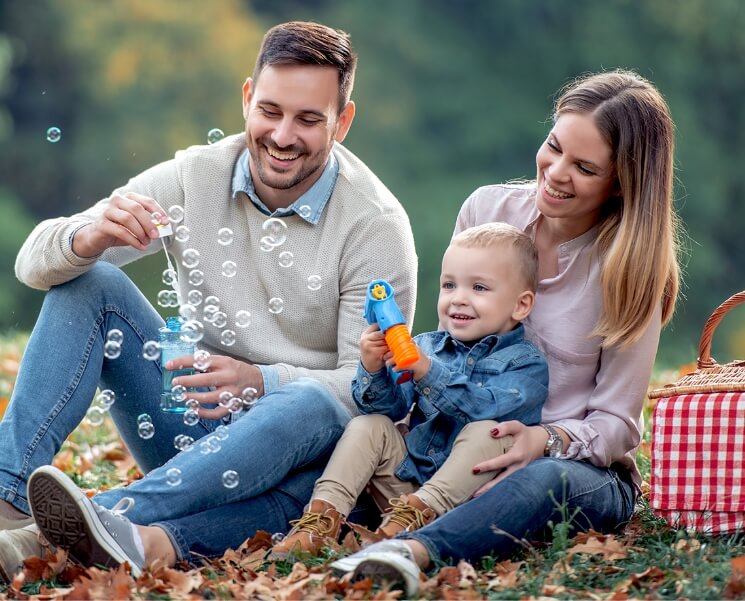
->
[648,291,745,534]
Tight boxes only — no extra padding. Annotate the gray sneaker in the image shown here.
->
[331,539,421,597]
[27,465,145,578]
[0,524,55,584]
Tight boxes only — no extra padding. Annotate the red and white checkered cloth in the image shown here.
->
[651,392,745,534]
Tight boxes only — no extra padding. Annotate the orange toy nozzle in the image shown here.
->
[385,324,418,369]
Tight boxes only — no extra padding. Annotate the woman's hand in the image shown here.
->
[72,192,168,257]
[472,421,549,496]
[169,355,264,420]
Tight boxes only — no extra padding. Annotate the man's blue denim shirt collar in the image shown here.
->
[231,147,339,224]
[429,322,526,354]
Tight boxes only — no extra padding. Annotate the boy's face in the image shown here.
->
[437,244,530,343]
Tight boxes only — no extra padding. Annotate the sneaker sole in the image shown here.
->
[351,553,419,597]
[28,466,142,578]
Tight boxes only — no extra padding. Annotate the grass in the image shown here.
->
[1,335,745,599]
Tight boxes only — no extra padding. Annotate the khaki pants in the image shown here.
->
[312,413,513,517]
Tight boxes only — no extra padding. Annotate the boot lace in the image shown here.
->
[382,497,432,531]
[287,508,338,537]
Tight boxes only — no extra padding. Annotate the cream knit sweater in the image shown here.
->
[15,134,418,415]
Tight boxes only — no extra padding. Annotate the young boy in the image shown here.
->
[270,223,549,558]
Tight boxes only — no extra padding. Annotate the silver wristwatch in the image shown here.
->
[541,424,564,458]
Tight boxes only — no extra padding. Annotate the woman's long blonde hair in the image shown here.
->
[554,70,681,347]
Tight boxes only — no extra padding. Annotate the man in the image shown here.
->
[0,21,416,580]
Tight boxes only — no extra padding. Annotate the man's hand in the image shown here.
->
[170,354,265,420]
[471,422,549,496]
[72,192,169,257]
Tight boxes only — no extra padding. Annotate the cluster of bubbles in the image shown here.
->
[103,328,124,360]
[46,126,62,143]
[85,388,116,426]
[137,413,155,439]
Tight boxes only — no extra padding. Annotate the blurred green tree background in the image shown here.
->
[1,0,744,367]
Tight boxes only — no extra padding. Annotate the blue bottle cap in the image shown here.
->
[165,316,183,332]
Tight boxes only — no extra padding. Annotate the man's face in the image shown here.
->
[242,65,354,209]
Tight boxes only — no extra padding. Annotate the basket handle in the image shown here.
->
[698,291,745,368]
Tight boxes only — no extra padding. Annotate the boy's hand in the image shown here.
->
[359,323,388,373]
[408,345,431,382]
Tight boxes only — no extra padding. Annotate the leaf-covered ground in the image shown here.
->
[1,338,745,600]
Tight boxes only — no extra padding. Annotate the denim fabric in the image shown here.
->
[352,325,548,484]
[0,263,351,562]
[399,458,637,564]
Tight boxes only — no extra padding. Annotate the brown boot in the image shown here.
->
[375,494,436,538]
[269,499,343,559]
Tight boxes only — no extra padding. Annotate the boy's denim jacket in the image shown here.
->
[352,324,549,485]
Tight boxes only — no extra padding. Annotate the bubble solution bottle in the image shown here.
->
[159,317,195,413]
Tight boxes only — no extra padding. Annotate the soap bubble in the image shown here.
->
[221,260,237,278]
[157,290,171,307]
[222,470,239,489]
[242,387,258,402]
[228,397,243,414]
[212,312,228,328]
[271,532,286,544]
[217,228,234,246]
[187,290,203,306]
[179,303,198,321]
[214,424,229,440]
[151,211,165,226]
[307,275,322,291]
[168,205,184,224]
[193,349,211,371]
[268,297,284,314]
[138,421,155,439]
[106,329,124,344]
[297,204,312,219]
[207,128,225,144]
[186,398,199,410]
[98,389,116,409]
[46,126,62,143]
[188,269,204,286]
[182,248,200,268]
[235,310,251,328]
[218,390,233,403]
[183,409,199,426]
[166,468,182,487]
[171,384,187,401]
[278,251,294,268]
[180,320,204,343]
[142,340,160,361]
[103,341,121,359]
[259,236,275,252]
[137,413,151,425]
[220,329,236,347]
[174,434,195,452]
[199,439,213,454]
[85,407,105,427]
[175,225,191,243]
[204,295,220,307]
[162,268,178,286]
[262,218,287,246]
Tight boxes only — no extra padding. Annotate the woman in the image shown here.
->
[331,69,681,596]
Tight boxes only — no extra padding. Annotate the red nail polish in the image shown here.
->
[490,428,499,436]
[472,468,480,474]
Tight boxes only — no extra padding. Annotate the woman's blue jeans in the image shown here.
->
[399,457,637,564]
[0,263,350,560]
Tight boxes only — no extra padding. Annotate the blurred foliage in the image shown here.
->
[0,0,744,367]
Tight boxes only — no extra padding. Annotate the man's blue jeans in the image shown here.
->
[399,457,637,564]
[0,263,350,560]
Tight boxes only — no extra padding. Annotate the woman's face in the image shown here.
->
[535,112,618,234]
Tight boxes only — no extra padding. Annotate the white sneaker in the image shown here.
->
[331,539,420,597]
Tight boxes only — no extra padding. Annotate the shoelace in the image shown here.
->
[287,509,338,536]
[97,497,136,535]
[382,498,431,531]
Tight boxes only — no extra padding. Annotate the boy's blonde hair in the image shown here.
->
[452,223,538,292]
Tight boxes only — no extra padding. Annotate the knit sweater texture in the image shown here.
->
[15,134,418,415]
